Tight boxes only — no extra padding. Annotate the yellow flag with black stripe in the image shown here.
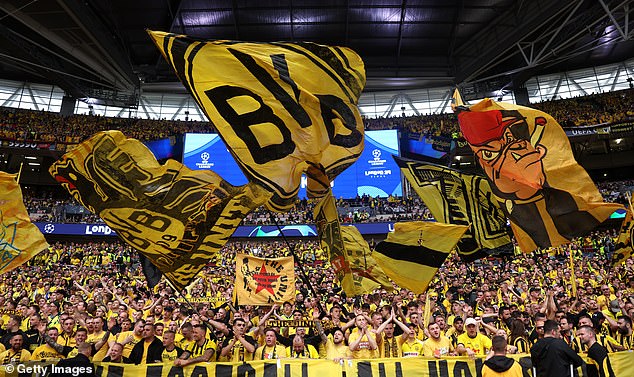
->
[235,254,296,305]
[373,221,468,293]
[0,171,49,274]
[314,192,391,296]
[457,99,623,252]
[612,207,633,266]
[49,130,270,291]
[148,30,366,212]
[395,157,512,261]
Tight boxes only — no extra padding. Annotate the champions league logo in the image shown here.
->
[195,151,214,169]
[368,149,387,167]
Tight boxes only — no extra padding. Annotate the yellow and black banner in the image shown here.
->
[235,254,296,305]
[148,30,366,212]
[612,207,633,266]
[374,221,468,293]
[2,352,634,376]
[314,192,391,296]
[395,157,512,261]
[49,131,270,291]
[457,99,623,252]
[0,171,48,274]
[5,353,634,377]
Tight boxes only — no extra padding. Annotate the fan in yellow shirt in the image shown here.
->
[401,323,426,357]
[422,323,455,358]
[31,328,65,360]
[348,315,378,359]
[254,329,286,360]
[0,334,31,364]
[456,318,492,357]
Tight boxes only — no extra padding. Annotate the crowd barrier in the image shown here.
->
[2,352,634,377]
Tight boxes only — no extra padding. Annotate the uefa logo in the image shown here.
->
[372,149,381,160]
[201,152,210,162]
[44,223,55,233]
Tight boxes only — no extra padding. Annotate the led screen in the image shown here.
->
[182,130,402,198]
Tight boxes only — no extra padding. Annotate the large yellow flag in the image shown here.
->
[49,131,270,291]
[373,221,468,293]
[395,157,512,261]
[235,254,296,305]
[0,172,48,273]
[148,31,366,212]
[314,192,391,296]
[456,99,623,252]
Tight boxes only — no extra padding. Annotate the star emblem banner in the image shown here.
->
[235,254,296,305]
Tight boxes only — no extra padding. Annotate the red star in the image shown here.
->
[252,265,280,295]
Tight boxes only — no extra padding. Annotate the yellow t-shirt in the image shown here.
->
[457,333,492,356]
[401,338,425,357]
[162,347,181,363]
[422,336,454,357]
[254,344,286,360]
[325,341,351,360]
[30,344,64,361]
[87,331,111,362]
[114,331,143,358]
[349,331,377,359]
[0,349,31,364]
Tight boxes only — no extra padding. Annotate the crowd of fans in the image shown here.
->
[21,179,633,226]
[1,89,632,145]
[0,224,631,369]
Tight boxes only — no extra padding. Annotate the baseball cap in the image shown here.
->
[465,318,478,327]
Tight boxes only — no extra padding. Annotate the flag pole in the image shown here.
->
[269,212,325,314]
[16,162,24,183]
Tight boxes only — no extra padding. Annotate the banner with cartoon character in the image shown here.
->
[456,98,623,252]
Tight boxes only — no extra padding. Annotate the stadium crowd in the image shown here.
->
[1,89,632,145]
[22,179,633,225]
[0,221,631,369]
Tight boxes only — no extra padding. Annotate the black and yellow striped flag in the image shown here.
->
[49,131,271,291]
[314,191,391,296]
[612,205,633,266]
[148,30,366,212]
[373,221,468,293]
[395,157,512,261]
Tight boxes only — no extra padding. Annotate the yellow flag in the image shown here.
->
[314,192,391,296]
[612,207,633,266]
[49,131,270,291]
[569,250,577,297]
[0,172,49,273]
[395,157,512,261]
[148,30,366,212]
[235,254,296,305]
[373,221,468,293]
[457,98,623,252]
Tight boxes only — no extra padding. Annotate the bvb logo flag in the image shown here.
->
[314,192,392,296]
[612,208,633,266]
[373,221,468,294]
[0,172,49,274]
[457,99,623,252]
[235,254,295,305]
[148,30,366,212]
[395,157,512,261]
[49,131,271,291]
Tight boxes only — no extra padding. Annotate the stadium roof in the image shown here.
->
[0,0,633,106]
